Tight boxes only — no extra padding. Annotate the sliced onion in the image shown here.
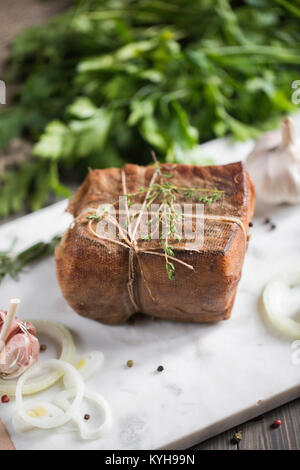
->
[13,402,64,433]
[15,359,85,429]
[0,320,75,396]
[68,351,104,385]
[55,388,112,440]
[263,269,300,339]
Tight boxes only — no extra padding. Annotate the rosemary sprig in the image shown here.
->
[0,235,61,285]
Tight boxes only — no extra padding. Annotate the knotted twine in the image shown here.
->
[84,168,247,312]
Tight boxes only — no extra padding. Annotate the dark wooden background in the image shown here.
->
[0,0,299,451]
[192,398,300,450]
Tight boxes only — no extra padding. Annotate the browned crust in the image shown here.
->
[56,162,255,325]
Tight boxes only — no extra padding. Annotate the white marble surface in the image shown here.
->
[0,133,300,450]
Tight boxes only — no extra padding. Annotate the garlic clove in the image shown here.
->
[281,117,297,149]
[250,129,281,155]
[246,117,300,205]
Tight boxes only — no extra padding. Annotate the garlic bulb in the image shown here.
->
[246,117,300,204]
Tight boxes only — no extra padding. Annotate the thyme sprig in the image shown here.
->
[126,181,223,208]
[0,235,61,285]
[127,168,223,280]
[88,167,223,281]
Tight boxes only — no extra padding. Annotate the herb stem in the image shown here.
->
[0,235,61,285]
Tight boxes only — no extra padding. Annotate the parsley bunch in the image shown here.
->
[0,0,299,217]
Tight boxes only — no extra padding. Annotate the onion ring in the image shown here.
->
[65,350,104,388]
[13,402,64,433]
[0,320,75,396]
[263,269,300,339]
[16,359,85,429]
[55,388,112,440]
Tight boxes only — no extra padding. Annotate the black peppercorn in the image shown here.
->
[157,365,164,372]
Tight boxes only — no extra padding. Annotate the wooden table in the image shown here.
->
[192,398,300,450]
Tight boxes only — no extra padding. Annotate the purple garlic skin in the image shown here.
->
[0,311,40,379]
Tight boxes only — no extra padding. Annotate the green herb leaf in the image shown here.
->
[1,0,300,217]
[0,235,61,284]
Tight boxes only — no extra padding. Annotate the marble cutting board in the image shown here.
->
[0,131,300,450]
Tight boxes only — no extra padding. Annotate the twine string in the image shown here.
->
[85,169,248,311]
